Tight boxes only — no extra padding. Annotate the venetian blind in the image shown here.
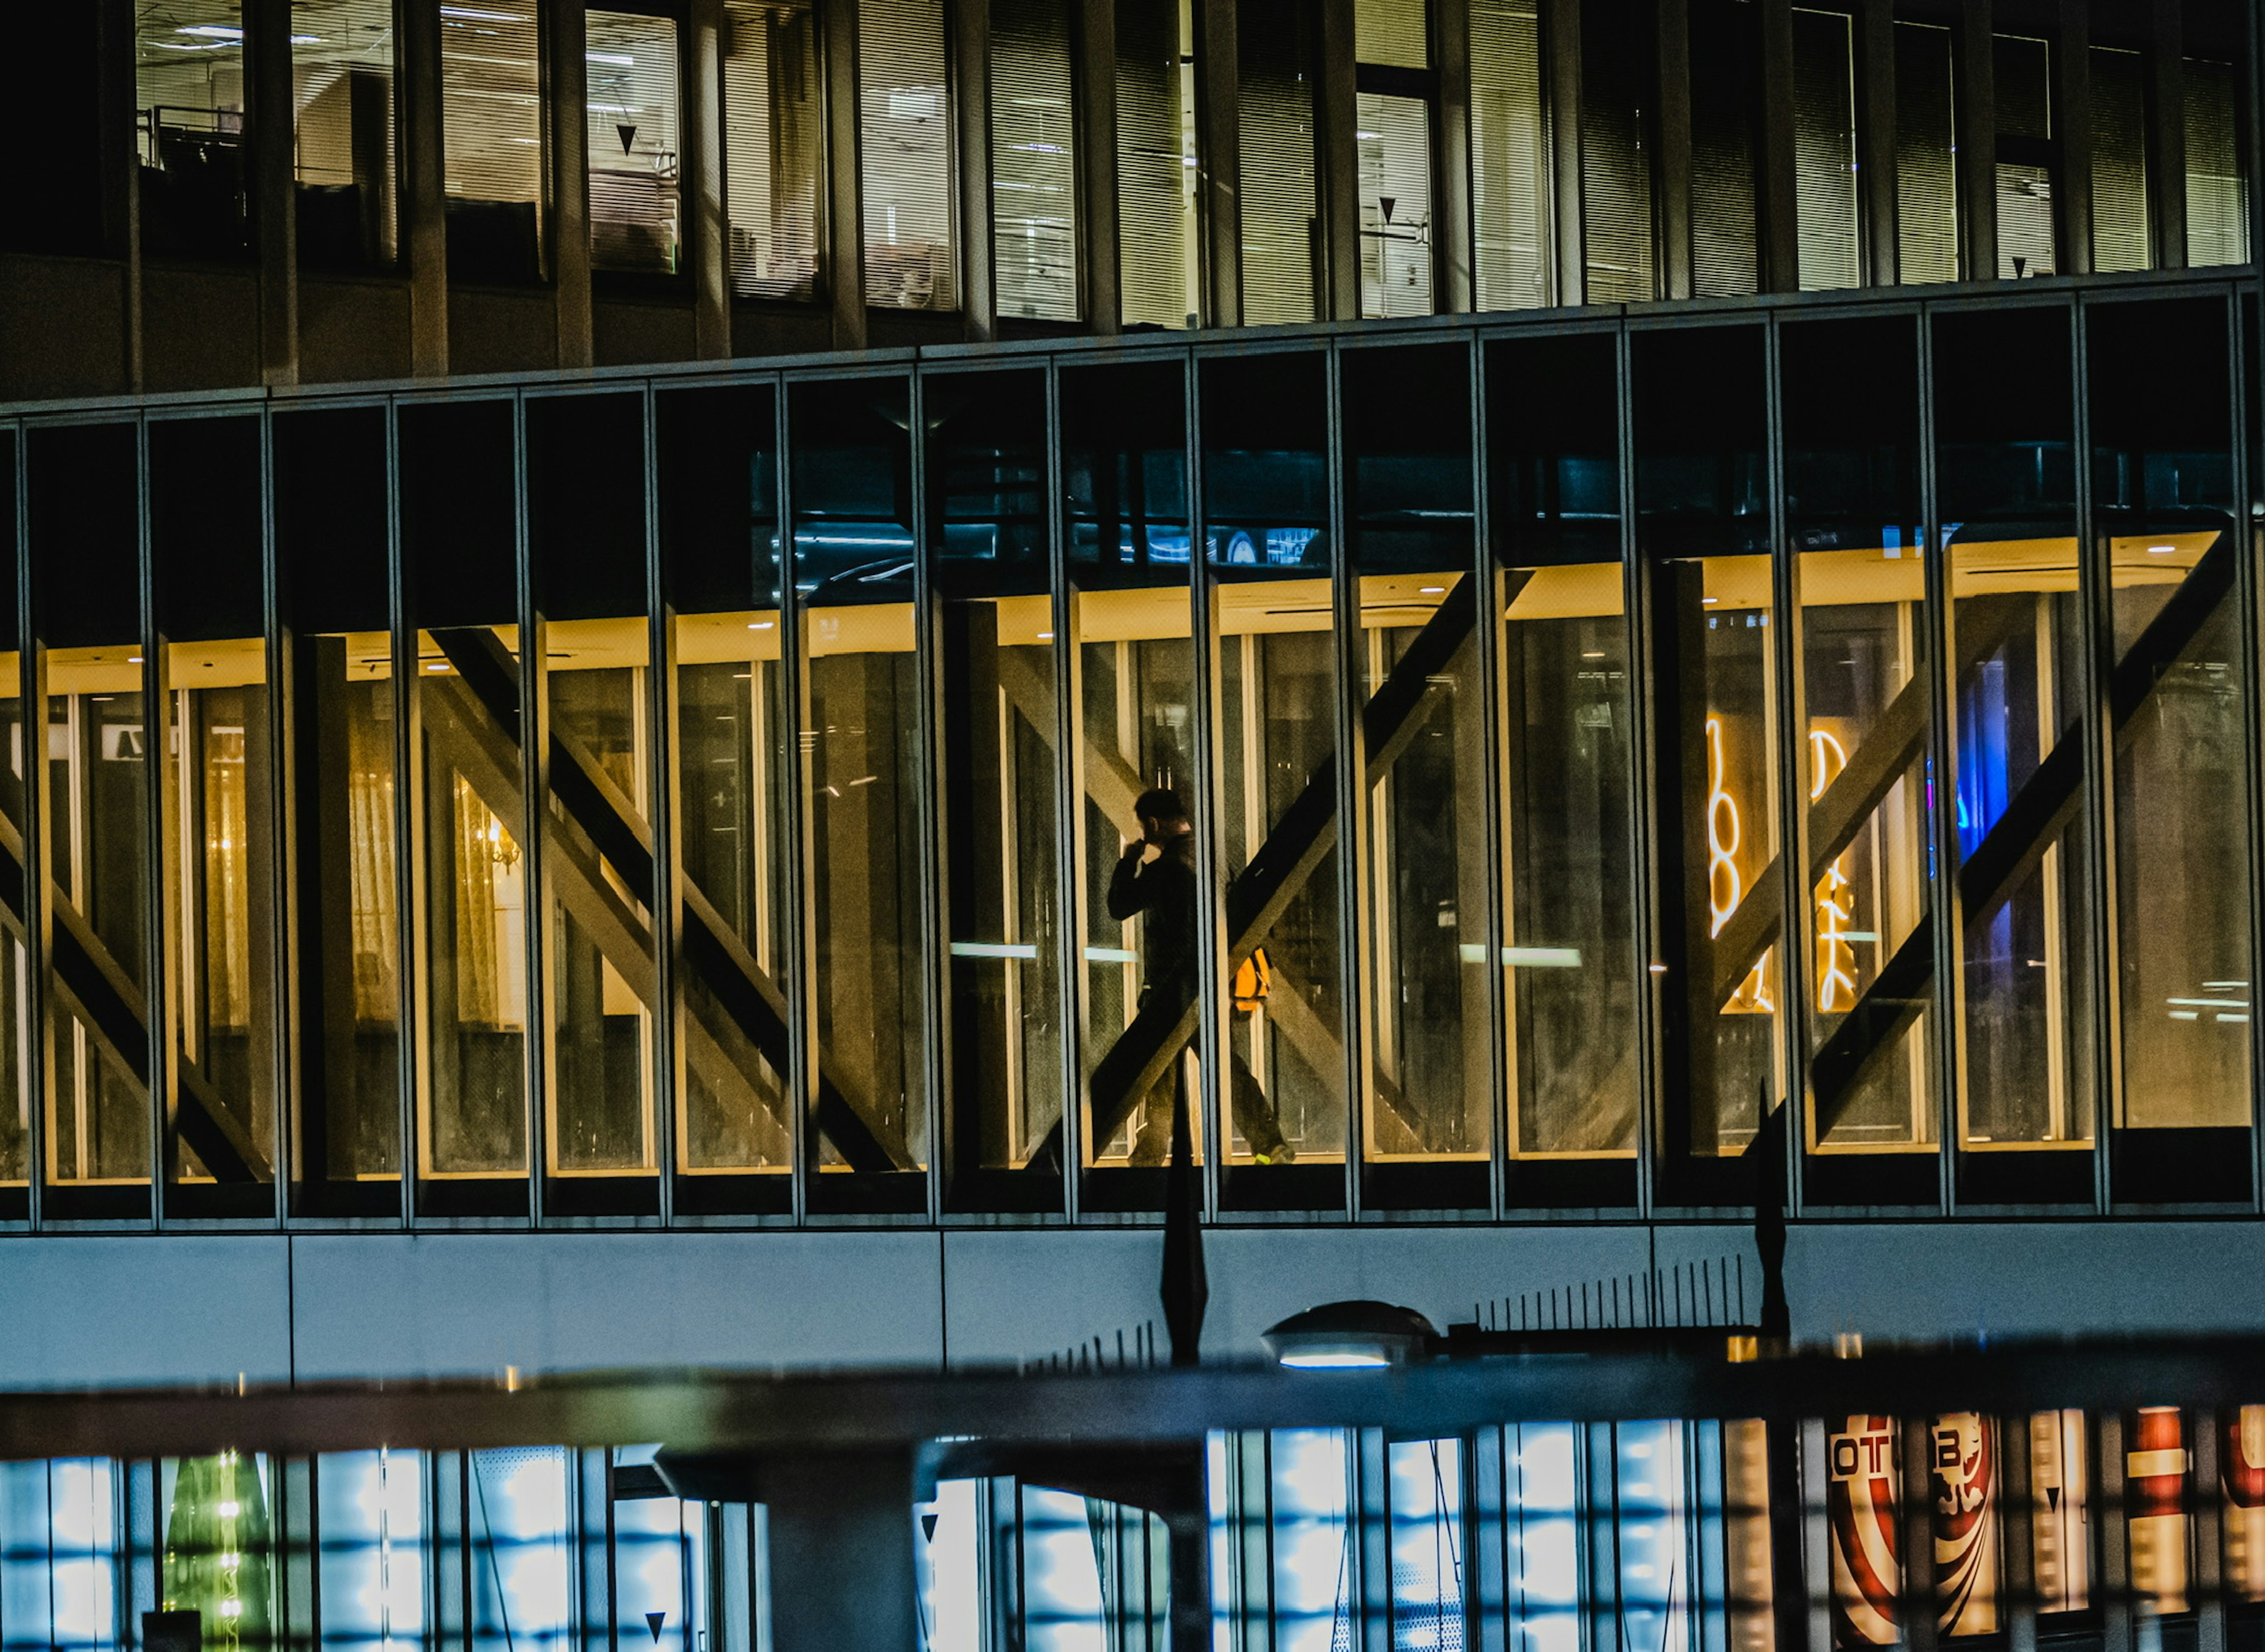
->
[859,0,958,309]
[441,0,542,203]
[1357,90,1433,315]
[1791,8,1859,290]
[724,0,823,300]
[1581,0,1655,302]
[1469,0,1548,310]
[587,11,681,274]
[1115,0,1199,327]
[2185,59,2249,267]
[1357,0,1430,67]
[1893,21,1957,283]
[1992,34,2054,277]
[2089,47,2149,272]
[992,0,1081,319]
[1689,0,1757,299]
[1239,0,1321,324]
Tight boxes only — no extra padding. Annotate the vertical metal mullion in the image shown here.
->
[16,424,45,1234]
[1197,0,1243,328]
[1762,317,1812,1210]
[776,379,812,1227]
[2149,0,2189,270]
[1858,0,1898,286]
[1328,343,1366,1219]
[645,383,678,1227]
[1436,0,1476,313]
[1617,323,1660,1221]
[2057,0,2095,276]
[1470,337,1509,1221]
[1957,0,1998,282]
[2234,290,2265,1217]
[1077,0,1123,331]
[2072,296,2115,1216]
[1045,360,1084,1221]
[1918,307,1962,1214]
[911,367,946,1225]
[516,392,548,1229]
[1655,0,1693,301]
[139,416,168,1231]
[261,408,290,1227]
[1319,0,1360,321]
[1186,349,1223,1222]
[1760,0,1800,294]
[389,399,421,1229]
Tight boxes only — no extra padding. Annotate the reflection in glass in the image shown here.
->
[1344,345,1486,1199]
[1204,354,1338,1191]
[790,380,929,1210]
[1063,362,1200,1191]
[1935,308,2095,1168]
[658,387,793,1198]
[1782,318,1936,1177]
[931,373,1063,1200]
[1636,329,1777,1185]
[587,12,682,275]
[2092,300,2253,1157]
[1488,335,1638,1184]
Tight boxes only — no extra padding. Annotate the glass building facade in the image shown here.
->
[1,279,2261,1227]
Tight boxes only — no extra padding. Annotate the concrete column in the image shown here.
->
[690,0,733,358]
[249,0,298,386]
[552,0,595,368]
[763,1449,921,1652]
[402,0,449,376]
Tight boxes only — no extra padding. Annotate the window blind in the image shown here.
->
[1356,0,1430,69]
[1893,21,1956,283]
[2089,47,2148,272]
[1238,0,1321,325]
[1357,90,1433,316]
[1115,0,1201,327]
[587,11,681,275]
[859,0,958,310]
[1992,35,2053,278]
[724,0,823,300]
[441,0,543,204]
[991,0,1081,319]
[2185,59,2249,267]
[1689,0,1757,299]
[1791,7,1859,291]
[1581,0,1655,302]
[1469,0,1550,310]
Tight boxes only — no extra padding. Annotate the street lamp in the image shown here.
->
[1260,1300,1439,1369]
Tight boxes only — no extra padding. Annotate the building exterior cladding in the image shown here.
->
[0,0,2262,1386]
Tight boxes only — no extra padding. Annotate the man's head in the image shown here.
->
[1134,787,1191,845]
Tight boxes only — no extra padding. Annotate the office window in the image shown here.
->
[275,407,401,1210]
[587,12,682,275]
[442,0,544,283]
[529,395,659,1211]
[1116,0,1202,328]
[1994,35,2056,278]
[135,0,251,260]
[723,0,822,300]
[1239,0,1322,324]
[2090,47,2149,273]
[860,0,958,309]
[316,1452,425,1652]
[1345,344,1488,1208]
[1894,22,1958,283]
[1357,0,1429,65]
[1358,94,1434,316]
[159,1453,278,1649]
[1792,8,1860,290]
[293,0,399,269]
[1486,334,1639,1201]
[991,0,1081,320]
[1583,0,1656,301]
[1469,0,1550,311]
[3,12,107,255]
[29,425,152,1214]
[152,416,278,1220]
[0,1460,123,1652]
[2185,60,2250,267]
[1690,0,1760,298]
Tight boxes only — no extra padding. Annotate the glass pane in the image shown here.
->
[315,1451,425,1652]
[0,1460,123,1652]
[152,417,277,1216]
[1993,35,2055,279]
[1782,318,1938,1187]
[1634,328,1776,1200]
[1387,1440,1464,1644]
[789,379,930,1213]
[658,386,793,1208]
[1469,0,1550,311]
[0,435,25,1203]
[401,402,528,1203]
[529,395,658,1204]
[1487,334,1638,1194]
[1238,0,1321,326]
[1063,360,1199,1200]
[1791,7,1859,291]
[1935,306,2095,1194]
[2090,47,2150,274]
[1355,0,1428,67]
[724,0,822,301]
[1345,344,1486,1205]
[135,0,251,260]
[1204,353,1342,1201]
[293,0,400,270]
[1115,0,1202,329]
[991,0,1081,321]
[1357,94,1433,319]
[931,372,1063,1206]
[587,12,682,275]
[1894,22,1958,284]
[860,0,958,310]
[1582,0,1655,301]
[277,408,401,1211]
[30,424,152,1209]
[159,1452,277,1652]
[1690,0,1758,299]
[443,0,544,283]
[2185,60,2250,267]
[2090,298,2253,1197]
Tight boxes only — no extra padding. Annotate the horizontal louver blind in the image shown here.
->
[2185,60,2250,267]
[1469,0,1550,311]
[992,0,1081,319]
[1115,0,1196,327]
[724,0,823,300]
[1581,0,1654,302]
[2090,47,2148,272]
[587,11,681,274]
[1238,0,1320,324]
[1893,21,1957,283]
[1791,7,1859,291]
[1689,0,1757,298]
[442,0,542,203]
[860,0,958,309]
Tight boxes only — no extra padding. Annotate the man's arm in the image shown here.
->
[1104,848,1150,921]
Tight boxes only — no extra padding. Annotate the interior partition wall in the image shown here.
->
[1,280,2262,1230]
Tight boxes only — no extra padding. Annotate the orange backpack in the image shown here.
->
[1230,947,1273,1013]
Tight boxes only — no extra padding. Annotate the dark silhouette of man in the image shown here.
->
[1098,787,1291,1166]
